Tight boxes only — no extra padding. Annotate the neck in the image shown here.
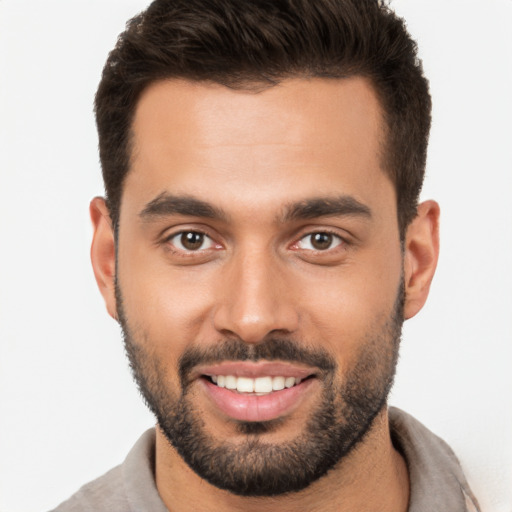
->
[155,408,409,512]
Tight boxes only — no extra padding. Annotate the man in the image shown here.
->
[52,0,480,510]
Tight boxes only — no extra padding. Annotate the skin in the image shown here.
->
[90,77,439,511]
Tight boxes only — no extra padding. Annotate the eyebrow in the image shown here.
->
[139,193,228,221]
[282,196,372,222]
[139,192,372,224]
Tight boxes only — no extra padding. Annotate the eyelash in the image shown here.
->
[164,230,219,254]
[293,231,346,252]
[163,228,348,257]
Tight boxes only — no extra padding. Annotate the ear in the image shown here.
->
[403,200,440,320]
[90,197,117,320]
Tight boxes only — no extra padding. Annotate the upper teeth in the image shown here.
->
[211,375,302,394]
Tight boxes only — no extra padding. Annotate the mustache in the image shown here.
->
[179,337,336,385]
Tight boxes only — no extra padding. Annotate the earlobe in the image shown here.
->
[403,200,440,320]
[90,197,118,320]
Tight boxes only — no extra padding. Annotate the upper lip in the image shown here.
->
[193,361,317,380]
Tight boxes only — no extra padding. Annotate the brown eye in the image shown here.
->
[168,231,214,251]
[297,232,343,251]
[311,233,333,250]
[181,232,204,250]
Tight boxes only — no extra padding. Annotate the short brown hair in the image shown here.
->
[95,0,431,235]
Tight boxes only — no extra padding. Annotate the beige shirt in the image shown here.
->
[51,407,480,512]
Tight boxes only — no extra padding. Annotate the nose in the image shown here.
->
[212,248,299,344]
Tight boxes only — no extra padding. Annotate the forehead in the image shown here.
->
[134,76,382,140]
[125,77,393,217]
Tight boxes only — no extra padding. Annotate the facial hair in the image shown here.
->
[116,282,404,497]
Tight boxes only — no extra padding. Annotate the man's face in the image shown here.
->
[115,78,404,495]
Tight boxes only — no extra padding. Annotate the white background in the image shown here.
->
[0,1,511,511]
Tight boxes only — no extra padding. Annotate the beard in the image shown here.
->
[116,282,404,497]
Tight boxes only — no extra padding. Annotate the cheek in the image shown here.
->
[297,249,403,355]
[116,241,216,358]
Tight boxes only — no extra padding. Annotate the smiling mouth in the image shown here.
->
[196,363,319,422]
[203,374,314,395]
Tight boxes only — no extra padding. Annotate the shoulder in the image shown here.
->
[50,465,126,512]
[389,407,481,512]
[49,429,168,512]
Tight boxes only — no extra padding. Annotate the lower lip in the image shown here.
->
[200,378,316,422]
